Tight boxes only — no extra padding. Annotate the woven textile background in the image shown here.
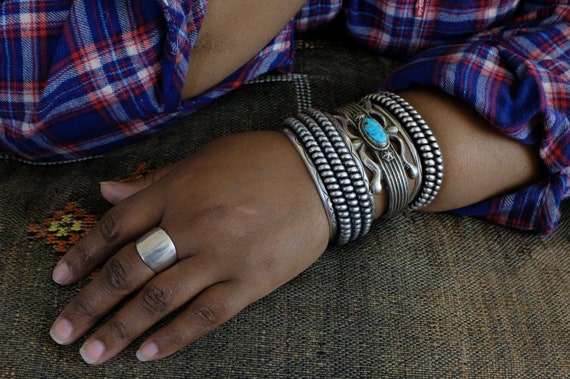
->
[0,39,569,378]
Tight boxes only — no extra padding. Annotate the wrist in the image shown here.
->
[281,92,444,244]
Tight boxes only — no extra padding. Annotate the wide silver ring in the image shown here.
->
[136,227,177,273]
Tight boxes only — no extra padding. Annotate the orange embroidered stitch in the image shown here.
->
[120,162,154,182]
[28,201,98,254]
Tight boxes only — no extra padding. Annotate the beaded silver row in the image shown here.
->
[305,109,374,237]
[282,128,338,240]
[283,118,353,244]
[283,110,374,245]
[363,92,444,210]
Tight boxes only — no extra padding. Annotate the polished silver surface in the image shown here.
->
[136,227,177,273]
[282,127,338,240]
[364,92,444,210]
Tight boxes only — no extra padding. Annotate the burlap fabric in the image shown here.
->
[0,38,569,379]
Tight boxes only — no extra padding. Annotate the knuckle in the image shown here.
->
[102,256,132,292]
[109,319,131,341]
[77,247,94,266]
[64,252,89,277]
[65,242,96,275]
[192,303,227,329]
[69,294,98,319]
[142,171,158,187]
[140,285,171,315]
[97,209,124,246]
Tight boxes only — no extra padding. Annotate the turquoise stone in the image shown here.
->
[363,117,388,145]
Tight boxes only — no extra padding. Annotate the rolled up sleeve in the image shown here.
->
[382,2,570,234]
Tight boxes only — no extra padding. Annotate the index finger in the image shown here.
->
[52,184,166,285]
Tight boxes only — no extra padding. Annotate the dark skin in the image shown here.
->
[50,0,545,364]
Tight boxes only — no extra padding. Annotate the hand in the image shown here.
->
[49,131,330,364]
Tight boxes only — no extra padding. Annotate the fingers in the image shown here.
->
[69,258,252,365]
[100,164,177,205]
[51,243,156,345]
[52,185,166,285]
[136,280,255,362]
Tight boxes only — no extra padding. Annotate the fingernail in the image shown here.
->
[136,342,159,362]
[50,318,73,345]
[80,339,105,365]
[52,261,71,284]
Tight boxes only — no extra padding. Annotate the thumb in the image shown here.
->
[100,164,177,205]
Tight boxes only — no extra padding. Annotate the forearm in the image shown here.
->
[183,0,547,223]
[372,88,546,217]
[182,0,306,99]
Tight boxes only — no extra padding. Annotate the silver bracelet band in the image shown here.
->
[281,91,443,244]
[363,92,444,210]
[305,109,374,238]
[284,117,353,245]
[378,152,410,216]
[298,112,364,241]
[282,128,338,240]
[284,110,374,245]
[333,100,418,215]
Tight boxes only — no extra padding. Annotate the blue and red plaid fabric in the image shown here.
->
[1,0,569,234]
[0,0,294,159]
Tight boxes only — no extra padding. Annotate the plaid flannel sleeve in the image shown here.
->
[0,0,295,161]
[383,1,570,235]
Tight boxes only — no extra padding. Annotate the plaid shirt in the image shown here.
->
[1,0,569,234]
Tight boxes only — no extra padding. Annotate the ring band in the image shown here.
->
[136,227,177,273]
